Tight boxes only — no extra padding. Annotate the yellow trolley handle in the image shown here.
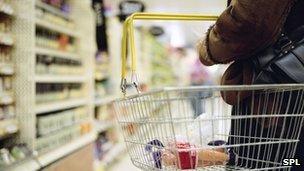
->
[121,13,218,94]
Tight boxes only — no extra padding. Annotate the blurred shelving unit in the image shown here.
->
[9,0,96,170]
[0,0,21,168]
[93,52,123,170]
[92,18,125,169]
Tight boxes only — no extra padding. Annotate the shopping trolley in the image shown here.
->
[113,13,304,170]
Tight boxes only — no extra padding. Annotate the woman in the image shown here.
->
[198,0,304,170]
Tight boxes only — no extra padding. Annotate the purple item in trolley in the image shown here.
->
[145,139,164,169]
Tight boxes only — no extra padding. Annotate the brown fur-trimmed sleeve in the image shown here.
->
[200,0,296,64]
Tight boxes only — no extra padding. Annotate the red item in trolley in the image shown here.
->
[176,142,197,169]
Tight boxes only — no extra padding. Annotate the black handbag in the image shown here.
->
[252,26,304,84]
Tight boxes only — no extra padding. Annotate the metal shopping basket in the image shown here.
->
[113,13,304,171]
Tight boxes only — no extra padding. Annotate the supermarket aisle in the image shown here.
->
[109,155,140,171]
[0,0,230,170]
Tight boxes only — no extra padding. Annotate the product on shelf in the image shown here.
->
[36,122,91,152]
[94,52,110,98]
[39,0,70,14]
[0,119,18,139]
[95,80,108,98]
[36,125,78,152]
[0,47,11,63]
[0,13,13,46]
[0,105,14,120]
[95,52,110,80]
[37,107,88,136]
[36,7,75,29]
[0,148,14,165]
[0,32,13,46]
[0,143,32,168]
[36,54,82,75]
[0,16,11,32]
[95,104,114,121]
[0,0,14,16]
[36,83,83,104]
[36,27,76,53]
[0,5,16,143]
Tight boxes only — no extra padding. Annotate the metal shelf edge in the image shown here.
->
[35,75,86,83]
[35,98,87,114]
[35,18,80,37]
[35,47,80,60]
[37,133,96,167]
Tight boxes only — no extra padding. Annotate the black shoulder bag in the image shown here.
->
[252,26,304,84]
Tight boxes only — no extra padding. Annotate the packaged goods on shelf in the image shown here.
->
[0,119,18,139]
[0,63,13,75]
[94,52,110,98]
[0,105,14,120]
[0,0,14,16]
[95,81,108,98]
[35,7,75,29]
[36,27,76,53]
[36,123,92,153]
[95,105,113,121]
[37,107,88,137]
[36,83,83,104]
[36,125,82,152]
[0,2,16,145]
[0,5,13,46]
[36,54,82,75]
[37,0,70,16]
[0,31,13,46]
[0,17,11,33]
[0,47,11,63]
[95,52,110,80]
[0,77,13,93]
[8,0,96,168]
[0,144,33,169]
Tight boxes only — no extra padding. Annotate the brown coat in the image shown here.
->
[198,0,297,105]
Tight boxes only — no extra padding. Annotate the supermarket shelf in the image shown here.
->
[0,94,14,105]
[95,73,109,81]
[35,1,71,20]
[0,63,14,75]
[35,98,87,114]
[5,158,40,171]
[38,133,96,167]
[35,47,80,60]
[0,131,18,141]
[94,121,114,133]
[0,32,14,46]
[0,2,14,16]
[35,75,86,83]
[94,96,116,106]
[0,119,18,141]
[36,18,79,37]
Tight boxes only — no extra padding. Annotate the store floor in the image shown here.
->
[109,154,140,171]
